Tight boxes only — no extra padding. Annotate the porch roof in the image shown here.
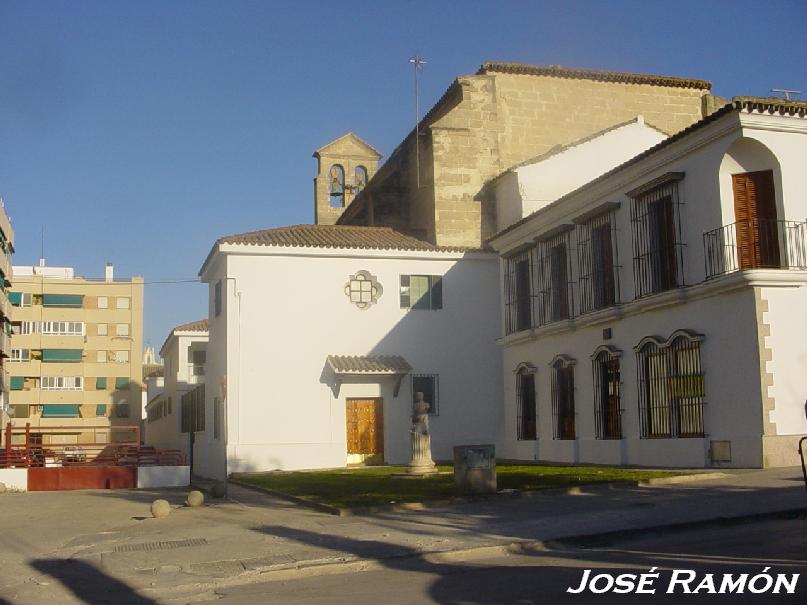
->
[326,355,412,375]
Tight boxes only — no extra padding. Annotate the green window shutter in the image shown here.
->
[95,404,108,416]
[96,377,107,389]
[42,294,84,308]
[410,276,430,310]
[10,376,25,390]
[41,404,80,418]
[399,275,410,308]
[115,377,130,389]
[430,276,443,310]
[115,403,130,418]
[8,291,21,306]
[41,349,83,362]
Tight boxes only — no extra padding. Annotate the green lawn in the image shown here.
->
[232,464,680,509]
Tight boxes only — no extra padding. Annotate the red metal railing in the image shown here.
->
[1,423,186,469]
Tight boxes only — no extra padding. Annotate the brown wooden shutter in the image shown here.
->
[732,170,778,269]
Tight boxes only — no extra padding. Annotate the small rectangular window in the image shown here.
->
[412,374,439,415]
[516,370,537,441]
[96,350,107,363]
[10,349,30,362]
[115,350,130,363]
[97,323,108,336]
[400,275,442,310]
[551,360,576,440]
[116,297,130,309]
[115,323,129,336]
[214,280,222,317]
[97,296,108,309]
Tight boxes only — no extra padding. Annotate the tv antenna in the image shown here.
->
[770,88,802,101]
[409,54,427,188]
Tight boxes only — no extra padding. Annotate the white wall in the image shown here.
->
[0,468,28,491]
[137,465,190,488]
[495,118,667,230]
[196,249,502,477]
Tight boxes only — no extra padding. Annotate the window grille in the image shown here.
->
[630,174,685,298]
[515,364,537,440]
[181,384,206,433]
[412,374,439,415]
[592,346,622,439]
[535,228,574,325]
[504,248,535,334]
[550,356,576,440]
[636,331,705,438]
[577,211,620,313]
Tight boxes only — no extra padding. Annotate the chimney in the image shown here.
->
[105,263,114,281]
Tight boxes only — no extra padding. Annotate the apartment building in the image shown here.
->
[0,199,15,437]
[7,262,144,446]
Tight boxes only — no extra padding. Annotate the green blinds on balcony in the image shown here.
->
[8,291,21,305]
[42,294,84,308]
[10,376,25,390]
[41,349,83,362]
[41,404,80,418]
[115,377,130,389]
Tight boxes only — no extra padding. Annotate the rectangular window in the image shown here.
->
[10,376,25,390]
[114,403,130,418]
[504,249,534,334]
[630,174,684,298]
[516,370,537,440]
[213,397,221,439]
[9,292,32,307]
[593,350,622,439]
[12,405,30,419]
[41,376,83,390]
[116,297,130,309]
[115,323,129,336]
[97,323,108,336]
[96,377,108,389]
[115,377,130,389]
[181,385,206,433]
[10,349,30,362]
[214,280,222,317]
[42,294,83,308]
[14,321,39,335]
[114,350,130,363]
[400,275,442,310]
[97,296,108,309]
[577,210,619,314]
[412,374,439,416]
[551,360,576,440]
[41,321,84,336]
[96,404,108,417]
[535,227,574,325]
[41,349,83,362]
[637,333,705,438]
[41,404,80,418]
[96,350,108,363]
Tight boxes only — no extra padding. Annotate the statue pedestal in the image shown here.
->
[405,430,438,476]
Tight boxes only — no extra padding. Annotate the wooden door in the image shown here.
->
[346,399,384,455]
[732,170,779,269]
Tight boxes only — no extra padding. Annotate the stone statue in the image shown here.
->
[406,392,438,475]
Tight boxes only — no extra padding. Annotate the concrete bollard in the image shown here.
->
[186,490,204,507]
[151,499,171,518]
[0,482,6,494]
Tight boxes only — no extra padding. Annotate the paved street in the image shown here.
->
[0,467,805,604]
[214,518,807,604]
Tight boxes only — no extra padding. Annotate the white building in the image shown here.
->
[489,97,807,468]
[144,320,208,455]
[194,225,501,478]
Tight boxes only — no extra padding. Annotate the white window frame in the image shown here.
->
[10,349,30,362]
[114,350,130,363]
[116,297,130,310]
[97,296,108,309]
[41,321,84,336]
[96,350,108,363]
[97,323,108,336]
[19,321,39,335]
[20,293,33,307]
[41,376,83,390]
[115,323,130,336]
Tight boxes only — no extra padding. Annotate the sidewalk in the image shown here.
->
[1,466,805,603]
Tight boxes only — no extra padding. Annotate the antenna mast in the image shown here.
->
[770,88,802,101]
[409,54,427,188]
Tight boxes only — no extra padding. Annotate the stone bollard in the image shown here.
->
[151,499,171,518]
[186,490,204,507]
[0,482,7,494]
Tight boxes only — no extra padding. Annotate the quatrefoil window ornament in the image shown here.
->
[344,270,383,310]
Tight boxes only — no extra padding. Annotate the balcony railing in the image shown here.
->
[703,219,807,279]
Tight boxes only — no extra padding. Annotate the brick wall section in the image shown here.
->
[341,69,710,247]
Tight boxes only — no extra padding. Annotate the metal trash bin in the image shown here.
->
[453,444,496,495]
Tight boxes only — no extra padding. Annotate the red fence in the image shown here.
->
[1,423,186,469]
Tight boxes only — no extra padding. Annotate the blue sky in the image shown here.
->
[1,0,805,351]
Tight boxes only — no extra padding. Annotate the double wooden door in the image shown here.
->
[346,398,384,455]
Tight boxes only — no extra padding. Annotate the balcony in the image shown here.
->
[703,219,807,279]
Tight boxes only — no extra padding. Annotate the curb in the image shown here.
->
[141,505,807,598]
[228,471,730,517]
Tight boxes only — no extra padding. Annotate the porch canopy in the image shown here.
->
[325,355,412,397]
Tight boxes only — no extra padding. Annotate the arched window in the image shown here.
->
[591,346,622,439]
[514,363,537,441]
[550,355,576,440]
[328,164,345,208]
[354,166,368,195]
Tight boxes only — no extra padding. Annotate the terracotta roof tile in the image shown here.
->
[327,355,412,374]
[217,224,477,252]
[174,319,209,333]
[478,62,711,90]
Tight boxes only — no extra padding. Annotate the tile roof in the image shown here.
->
[174,319,209,333]
[327,355,412,374]
[216,224,477,252]
[488,96,807,244]
[143,363,165,379]
[478,62,712,90]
